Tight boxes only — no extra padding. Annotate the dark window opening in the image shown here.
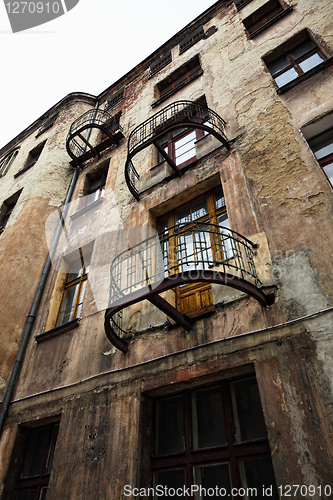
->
[36,114,58,138]
[0,190,22,233]
[15,141,46,178]
[179,26,204,54]
[0,149,19,177]
[264,31,326,90]
[11,423,59,500]
[149,52,172,79]
[157,56,202,100]
[308,128,333,188]
[150,376,279,499]
[105,88,124,111]
[85,171,107,206]
[243,0,290,37]
[234,0,254,11]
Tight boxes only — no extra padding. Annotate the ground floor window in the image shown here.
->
[151,375,278,499]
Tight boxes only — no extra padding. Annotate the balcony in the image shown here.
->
[125,101,230,200]
[104,222,272,353]
[66,108,124,165]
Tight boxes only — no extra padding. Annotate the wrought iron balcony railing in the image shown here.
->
[104,222,271,353]
[125,101,230,200]
[66,108,123,164]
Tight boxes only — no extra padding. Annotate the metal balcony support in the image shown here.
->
[125,100,230,200]
[104,222,272,353]
[66,108,124,164]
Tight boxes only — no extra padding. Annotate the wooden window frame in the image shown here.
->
[56,248,90,327]
[265,32,326,91]
[13,423,59,500]
[243,0,292,38]
[157,127,206,170]
[150,375,278,499]
[156,57,202,104]
[157,188,229,317]
[308,127,333,188]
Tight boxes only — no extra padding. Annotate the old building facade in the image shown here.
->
[1,0,333,498]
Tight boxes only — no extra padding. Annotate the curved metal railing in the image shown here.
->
[66,108,122,161]
[125,101,230,199]
[105,222,268,352]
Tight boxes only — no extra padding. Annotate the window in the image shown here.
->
[265,32,326,90]
[56,248,91,327]
[85,172,106,206]
[243,0,291,38]
[149,52,172,79]
[157,187,231,317]
[0,191,21,233]
[11,423,59,500]
[105,87,124,111]
[0,149,19,177]
[179,26,204,54]
[156,99,209,170]
[151,376,278,499]
[15,141,46,178]
[157,56,202,101]
[234,0,254,11]
[36,114,58,138]
[308,128,333,188]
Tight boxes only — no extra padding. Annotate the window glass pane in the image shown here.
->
[40,488,48,500]
[176,203,191,225]
[323,162,333,187]
[22,427,51,478]
[175,131,197,166]
[194,227,213,270]
[267,56,290,76]
[215,187,226,210]
[240,457,279,499]
[192,196,208,220]
[175,73,188,87]
[17,489,38,500]
[67,258,83,282]
[76,280,87,319]
[218,215,233,260]
[177,232,195,272]
[194,463,231,499]
[192,386,226,449]
[46,424,59,473]
[311,134,333,159]
[154,469,186,499]
[155,396,184,455]
[231,378,267,442]
[57,284,80,326]
[291,40,315,60]
[299,53,324,73]
[274,67,298,87]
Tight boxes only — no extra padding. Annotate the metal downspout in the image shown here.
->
[0,100,99,436]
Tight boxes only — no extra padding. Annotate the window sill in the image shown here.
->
[247,7,293,39]
[276,57,333,94]
[152,70,203,109]
[14,161,36,178]
[70,197,104,220]
[35,318,80,343]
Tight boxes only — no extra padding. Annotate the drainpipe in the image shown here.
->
[0,100,99,436]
